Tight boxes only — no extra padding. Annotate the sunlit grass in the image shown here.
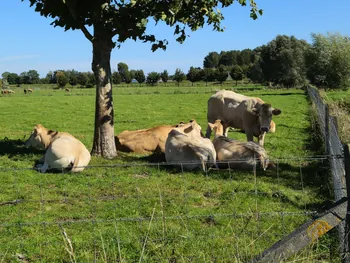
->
[0,85,335,262]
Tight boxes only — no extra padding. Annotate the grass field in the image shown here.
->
[0,85,337,262]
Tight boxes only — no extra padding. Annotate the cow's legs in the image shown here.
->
[205,125,212,139]
[258,132,266,147]
[223,125,229,137]
[246,131,254,143]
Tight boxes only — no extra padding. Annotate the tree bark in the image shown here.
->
[91,28,118,159]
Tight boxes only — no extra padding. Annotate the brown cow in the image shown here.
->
[115,122,185,154]
[65,88,70,92]
[206,90,281,146]
[208,119,271,170]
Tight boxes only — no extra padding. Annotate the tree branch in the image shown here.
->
[63,0,94,42]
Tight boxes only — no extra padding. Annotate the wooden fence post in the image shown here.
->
[344,144,350,263]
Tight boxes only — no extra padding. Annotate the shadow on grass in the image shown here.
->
[0,137,44,157]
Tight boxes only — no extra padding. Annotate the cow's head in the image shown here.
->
[25,124,45,149]
[175,119,203,138]
[208,119,225,137]
[252,103,281,133]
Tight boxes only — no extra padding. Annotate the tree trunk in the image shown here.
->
[91,29,117,159]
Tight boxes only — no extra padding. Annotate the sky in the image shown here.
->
[0,1,350,78]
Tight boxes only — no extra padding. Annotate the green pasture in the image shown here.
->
[0,86,337,262]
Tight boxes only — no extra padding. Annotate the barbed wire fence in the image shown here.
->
[307,85,349,262]
[0,155,342,262]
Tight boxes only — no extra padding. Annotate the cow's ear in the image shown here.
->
[272,108,282,115]
[208,122,215,129]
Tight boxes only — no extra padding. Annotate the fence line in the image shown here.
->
[307,85,349,262]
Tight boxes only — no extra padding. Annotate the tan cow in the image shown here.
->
[1,89,15,94]
[165,120,216,171]
[206,89,277,135]
[206,90,281,146]
[25,124,91,173]
[115,123,184,154]
[208,119,271,170]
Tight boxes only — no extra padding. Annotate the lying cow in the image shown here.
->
[25,124,91,173]
[206,90,281,146]
[165,120,216,171]
[208,119,271,170]
[115,123,184,154]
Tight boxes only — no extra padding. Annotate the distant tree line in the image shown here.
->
[1,32,349,90]
[202,32,350,89]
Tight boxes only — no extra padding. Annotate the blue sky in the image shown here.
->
[1,1,350,78]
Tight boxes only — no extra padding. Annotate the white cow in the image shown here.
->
[25,124,91,173]
[206,90,281,146]
[165,120,216,171]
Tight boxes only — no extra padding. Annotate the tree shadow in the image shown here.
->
[0,137,44,157]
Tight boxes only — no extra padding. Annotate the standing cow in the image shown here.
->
[206,90,281,146]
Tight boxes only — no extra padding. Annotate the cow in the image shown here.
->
[207,89,277,135]
[65,88,70,92]
[24,88,33,94]
[1,89,15,94]
[165,120,216,171]
[206,90,281,146]
[115,123,185,154]
[208,119,271,170]
[24,124,91,173]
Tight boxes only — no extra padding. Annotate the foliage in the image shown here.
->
[173,68,186,86]
[77,72,89,86]
[246,61,264,83]
[306,33,350,90]
[202,68,217,84]
[186,66,201,85]
[259,35,309,87]
[160,70,169,84]
[203,51,220,68]
[134,70,146,85]
[230,65,244,85]
[124,71,133,84]
[215,65,228,84]
[55,71,69,88]
[146,71,160,86]
[117,62,129,83]
[112,71,122,85]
